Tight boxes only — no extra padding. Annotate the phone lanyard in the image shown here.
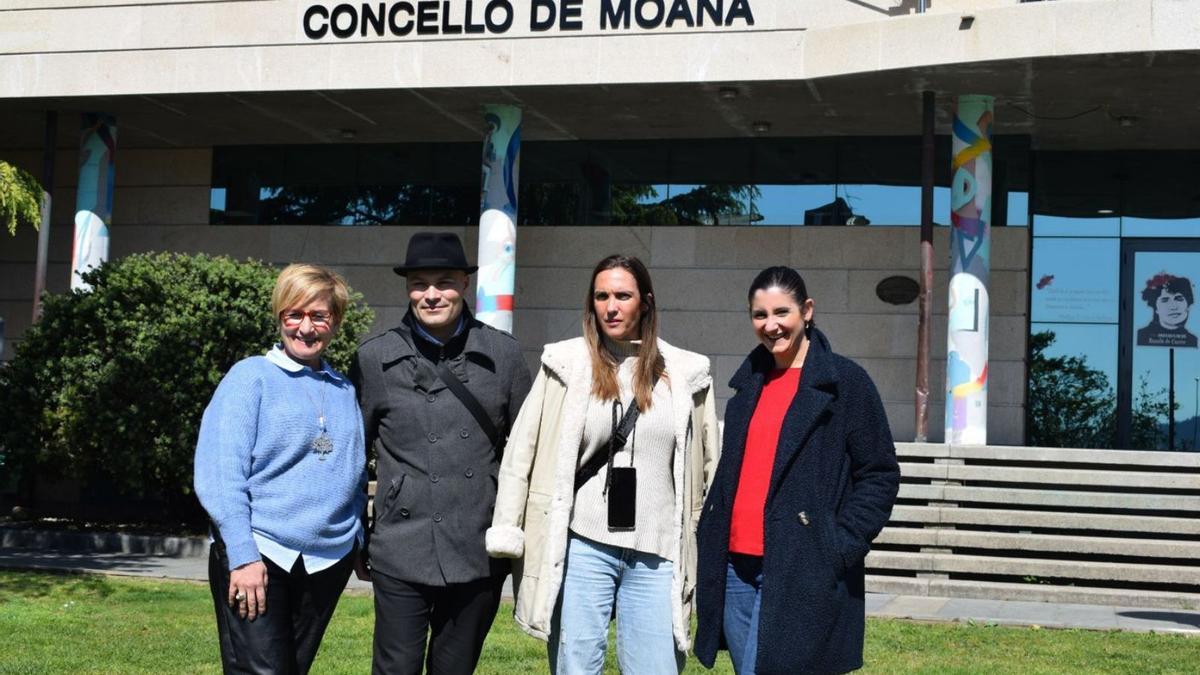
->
[603,399,636,496]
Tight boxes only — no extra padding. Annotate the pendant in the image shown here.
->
[312,433,335,460]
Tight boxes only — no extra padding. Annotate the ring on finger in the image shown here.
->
[235,591,247,602]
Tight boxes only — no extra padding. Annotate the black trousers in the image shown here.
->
[208,544,354,675]
[371,570,505,675]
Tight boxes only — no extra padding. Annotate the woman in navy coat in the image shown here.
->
[694,266,900,675]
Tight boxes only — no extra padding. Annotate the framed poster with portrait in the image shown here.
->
[1117,239,1200,449]
[1135,271,1198,349]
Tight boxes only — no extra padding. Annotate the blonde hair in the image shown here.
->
[271,263,350,327]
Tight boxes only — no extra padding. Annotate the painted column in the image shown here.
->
[945,95,993,445]
[71,114,116,291]
[475,104,521,332]
[33,111,58,321]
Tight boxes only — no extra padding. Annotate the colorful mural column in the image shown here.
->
[945,95,993,445]
[476,104,521,332]
[71,114,116,291]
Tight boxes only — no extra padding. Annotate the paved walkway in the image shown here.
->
[3,547,1198,635]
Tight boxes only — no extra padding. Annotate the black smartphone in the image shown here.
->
[607,467,637,531]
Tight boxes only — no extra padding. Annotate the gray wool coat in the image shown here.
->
[350,309,532,585]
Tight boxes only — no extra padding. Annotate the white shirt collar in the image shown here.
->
[265,344,342,381]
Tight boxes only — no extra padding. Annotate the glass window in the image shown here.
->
[1007,191,1029,226]
[1129,249,1200,451]
[834,184,920,226]
[1033,215,1121,237]
[209,136,1031,227]
[752,185,836,226]
[1030,237,1120,324]
[1122,217,1200,238]
[210,187,226,217]
[1027,322,1119,449]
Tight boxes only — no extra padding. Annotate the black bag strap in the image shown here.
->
[436,360,501,449]
[573,374,658,492]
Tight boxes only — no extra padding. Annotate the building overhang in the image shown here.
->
[1,48,1198,153]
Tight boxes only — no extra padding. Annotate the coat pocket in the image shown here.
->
[522,491,552,561]
[816,514,847,582]
[377,474,407,525]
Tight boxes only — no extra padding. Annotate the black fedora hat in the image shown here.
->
[393,232,478,276]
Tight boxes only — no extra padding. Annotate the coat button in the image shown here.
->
[430,473,440,483]
[426,393,437,403]
[465,468,474,478]
[433,512,443,523]
[427,432,438,443]
[399,508,410,518]
[798,511,810,526]
[460,428,470,439]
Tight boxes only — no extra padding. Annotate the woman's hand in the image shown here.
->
[353,549,372,582]
[228,560,268,620]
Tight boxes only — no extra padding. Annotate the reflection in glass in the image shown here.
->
[1030,237,1119,324]
[254,185,476,226]
[1007,191,1029,226]
[210,137,1031,227]
[1033,215,1121,237]
[1122,217,1200,238]
[520,183,583,226]
[610,184,760,226]
[210,186,225,212]
[835,185,920,225]
[753,185,834,226]
[1027,323,1118,449]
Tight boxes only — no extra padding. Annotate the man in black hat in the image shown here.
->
[351,232,532,674]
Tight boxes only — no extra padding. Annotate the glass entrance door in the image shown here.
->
[1118,240,1200,450]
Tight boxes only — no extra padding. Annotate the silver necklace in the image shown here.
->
[301,375,334,460]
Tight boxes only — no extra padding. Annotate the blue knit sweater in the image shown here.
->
[194,351,367,570]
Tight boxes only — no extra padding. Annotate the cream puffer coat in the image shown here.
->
[486,337,720,652]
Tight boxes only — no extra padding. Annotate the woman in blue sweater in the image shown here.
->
[195,263,368,674]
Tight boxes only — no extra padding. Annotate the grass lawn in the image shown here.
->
[1,570,1197,674]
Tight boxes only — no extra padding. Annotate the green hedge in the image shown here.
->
[0,253,374,509]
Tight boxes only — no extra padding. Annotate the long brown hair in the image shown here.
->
[583,255,666,412]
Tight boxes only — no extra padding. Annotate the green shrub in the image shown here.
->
[1,159,43,235]
[0,253,374,511]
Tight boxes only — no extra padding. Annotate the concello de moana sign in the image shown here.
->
[302,0,755,39]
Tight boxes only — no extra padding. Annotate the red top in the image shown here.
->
[729,367,802,556]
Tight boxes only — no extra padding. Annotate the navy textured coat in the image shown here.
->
[694,328,900,674]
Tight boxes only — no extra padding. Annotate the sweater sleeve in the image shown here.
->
[487,365,549,558]
[193,360,263,570]
[352,400,369,541]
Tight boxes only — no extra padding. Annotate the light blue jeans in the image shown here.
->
[549,534,684,675]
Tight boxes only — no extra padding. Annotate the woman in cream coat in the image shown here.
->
[487,254,720,673]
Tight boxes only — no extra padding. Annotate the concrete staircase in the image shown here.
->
[867,443,1200,609]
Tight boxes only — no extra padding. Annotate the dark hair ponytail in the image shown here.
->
[748,266,815,329]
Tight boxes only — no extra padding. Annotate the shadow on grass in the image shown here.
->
[0,568,115,600]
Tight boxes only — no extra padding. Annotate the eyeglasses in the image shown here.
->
[281,310,333,327]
